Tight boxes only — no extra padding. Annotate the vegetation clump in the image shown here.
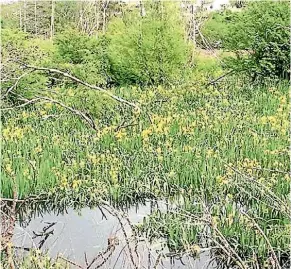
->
[106,2,191,86]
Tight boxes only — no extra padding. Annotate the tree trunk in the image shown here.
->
[34,0,37,35]
[50,0,55,40]
[102,0,109,34]
[78,2,84,33]
[95,0,100,38]
[139,0,146,17]
[23,0,27,32]
[191,3,196,46]
[19,5,22,30]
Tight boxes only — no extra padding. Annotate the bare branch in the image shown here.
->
[205,70,234,87]
[1,70,33,100]
[101,201,138,269]
[1,97,44,110]
[225,163,290,215]
[58,256,84,269]
[241,210,281,269]
[19,63,140,110]
[1,95,97,131]
[36,96,97,130]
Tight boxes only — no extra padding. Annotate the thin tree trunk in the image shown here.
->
[78,2,84,33]
[23,0,27,32]
[34,0,37,35]
[50,0,55,40]
[190,2,196,64]
[102,0,109,34]
[191,3,196,46]
[102,7,106,34]
[139,0,146,17]
[19,5,22,30]
[95,0,100,38]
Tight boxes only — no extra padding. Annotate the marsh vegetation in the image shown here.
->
[1,1,290,268]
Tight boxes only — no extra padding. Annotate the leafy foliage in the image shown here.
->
[54,29,110,86]
[200,10,237,49]
[106,2,191,86]
[1,29,54,102]
[224,1,290,80]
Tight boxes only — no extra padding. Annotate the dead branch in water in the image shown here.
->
[86,236,119,269]
[58,256,84,269]
[101,201,139,269]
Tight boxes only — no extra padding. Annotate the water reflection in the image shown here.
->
[12,201,216,268]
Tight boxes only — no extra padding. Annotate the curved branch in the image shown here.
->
[19,63,140,110]
[37,96,97,130]
[1,95,97,131]
[1,70,33,100]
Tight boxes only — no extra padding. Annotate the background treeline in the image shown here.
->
[1,0,290,86]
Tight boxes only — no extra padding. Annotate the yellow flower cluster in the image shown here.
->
[115,130,127,141]
[5,163,14,175]
[264,148,289,155]
[72,179,82,189]
[94,126,115,142]
[2,126,25,140]
[109,168,119,184]
[60,176,69,189]
[87,153,100,165]
[260,95,289,135]
[216,175,229,185]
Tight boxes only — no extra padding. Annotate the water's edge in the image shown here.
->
[12,202,215,269]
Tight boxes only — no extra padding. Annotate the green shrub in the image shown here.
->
[1,29,53,102]
[200,10,237,49]
[1,29,29,59]
[54,29,110,86]
[55,29,93,64]
[224,1,290,80]
[106,2,191,86]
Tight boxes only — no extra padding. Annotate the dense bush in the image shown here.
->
[200,10,237,49]
[224,1,290,80]
[1,29,54,101]
[106,2,191,86]
[54,29,110,86]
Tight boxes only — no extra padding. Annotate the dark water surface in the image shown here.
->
[12,202,216,269]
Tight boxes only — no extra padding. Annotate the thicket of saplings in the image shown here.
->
[1,1,290,268]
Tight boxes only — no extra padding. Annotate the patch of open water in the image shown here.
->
[12,202,216,269]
